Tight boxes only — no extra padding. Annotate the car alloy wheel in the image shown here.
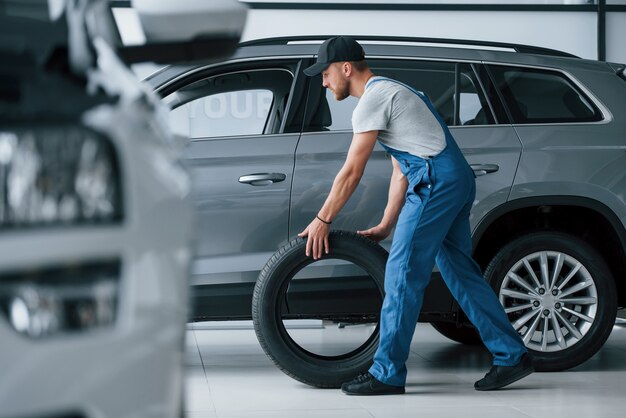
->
[484,231,617,371]
[500,250,597,352]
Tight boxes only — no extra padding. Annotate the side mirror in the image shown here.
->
[119,0,247,64]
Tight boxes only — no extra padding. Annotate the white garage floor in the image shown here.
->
[184,319,626,418]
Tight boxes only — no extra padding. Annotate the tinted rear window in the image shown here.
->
[488,65,602,124]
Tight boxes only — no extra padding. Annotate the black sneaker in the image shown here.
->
[341,372,405,396]
[474,353,535,391]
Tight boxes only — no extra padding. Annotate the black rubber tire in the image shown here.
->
[430,321,482,345]
[252,230,388,388]
[483,231,617,372]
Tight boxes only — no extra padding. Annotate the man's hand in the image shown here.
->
[357,224,391,243]
[298,218,330,260]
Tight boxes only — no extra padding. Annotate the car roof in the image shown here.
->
[146,35,610,90]
[239,35,579,57]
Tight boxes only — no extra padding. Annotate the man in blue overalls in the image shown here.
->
[299,36,534,395]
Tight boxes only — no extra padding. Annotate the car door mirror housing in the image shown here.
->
[120,0,247,64]
[133,0,247,44]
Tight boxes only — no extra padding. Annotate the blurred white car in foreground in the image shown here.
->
[0,0,246,417]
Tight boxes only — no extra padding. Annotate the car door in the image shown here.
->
[290,58,522,316]
[162,59,306,316]
[448,63,523,220]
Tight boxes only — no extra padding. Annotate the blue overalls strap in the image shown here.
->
[366,76,427,99]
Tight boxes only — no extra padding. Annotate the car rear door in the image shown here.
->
[290,57,522,317]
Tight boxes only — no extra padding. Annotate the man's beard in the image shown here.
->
[331,78,350,101]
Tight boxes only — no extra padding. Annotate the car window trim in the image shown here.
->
[364,55,613,127]
[298,127,518,135]
[155,55,314,95]
[453,63,461,126]
[300,130,353,136]
[170,54,614,133]
[166,68,293,105]
[469,63,505,125]
[261,95,277,135]
[481,61,612,127]
[280,59,305,134]
[165,66,301,139]
[302,55,501,132]
[482,64,516,124]
[187,132,302,143]
[365,54,481,65]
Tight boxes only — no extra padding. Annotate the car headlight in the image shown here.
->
[0,261,120,338]
[0,126,122,228]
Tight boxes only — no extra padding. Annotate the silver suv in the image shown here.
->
[148,36,626,376]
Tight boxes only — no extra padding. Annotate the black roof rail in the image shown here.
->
[239,35,579,59]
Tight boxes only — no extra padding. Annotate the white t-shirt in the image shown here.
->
[351,76,447,158]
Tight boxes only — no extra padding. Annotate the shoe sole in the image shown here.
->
[341,388,405,396]
[474,366,535,391]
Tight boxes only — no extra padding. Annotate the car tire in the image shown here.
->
[430,321,482,345]
[252,230,388,388]
[483,231,617,371]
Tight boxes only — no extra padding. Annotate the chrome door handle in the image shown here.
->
[470,164,500,176]
[238,173,286,186]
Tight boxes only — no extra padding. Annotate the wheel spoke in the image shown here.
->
[555,309,583,339]
[505,303,534,314]
[559,280,593,298]
[541,316,550,351]
[523,258,542,289]
[550,253,564,289]
[562,306,594,323]
[540,252,551,289]
[551,314,567,349]
[507,271,539,296]
[522,310,543,345]
[557,262,582,290]
[559,296,597,305]
[501,288,535,301]
[513,308,541,331]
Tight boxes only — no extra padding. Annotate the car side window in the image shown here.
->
[169,89,274,138]
[487,65,603,124]
[456,64,496,126]
[302,59,494,133]
[165,68,294,139]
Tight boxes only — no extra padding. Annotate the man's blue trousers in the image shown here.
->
[368,136,527,387]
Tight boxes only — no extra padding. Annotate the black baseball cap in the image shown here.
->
[303,36,365,76]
